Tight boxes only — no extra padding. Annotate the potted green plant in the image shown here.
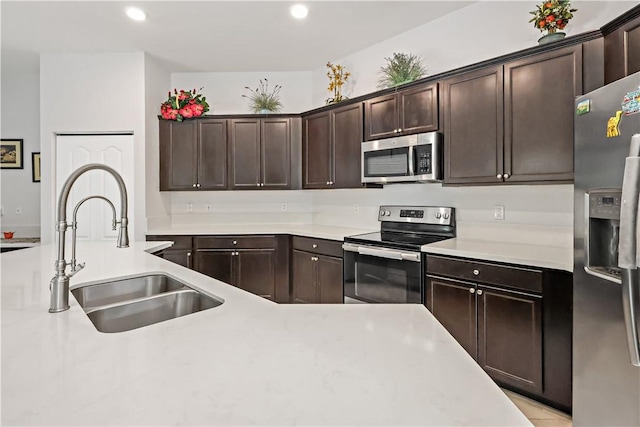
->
[529,0,577,45]
[377,52,427,89]
[243,79,283,113]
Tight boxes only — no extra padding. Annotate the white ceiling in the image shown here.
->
[1,1,475,74]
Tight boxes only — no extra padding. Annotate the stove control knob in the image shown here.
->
[443,212,450,220]
[380,210,385,217]
[435,212,442,219]
[384,210,391,216]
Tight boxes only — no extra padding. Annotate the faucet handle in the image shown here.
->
[69,262,85,277]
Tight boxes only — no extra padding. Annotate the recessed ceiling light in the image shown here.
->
[126,7,146,21]
[290,4,308,19]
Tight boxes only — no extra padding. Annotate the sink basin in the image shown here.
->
[71,274,223,333]
[84,289,222,333]
[71,274,188,310]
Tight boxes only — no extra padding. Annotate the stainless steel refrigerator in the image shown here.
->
[574,70,640,426]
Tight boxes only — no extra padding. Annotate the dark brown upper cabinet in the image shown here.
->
[159,119,228,191]
[364,82,438,141]
[302,102,363,189]
[603,6,640,84]
[229,117,300,190]
[443,45,582,185]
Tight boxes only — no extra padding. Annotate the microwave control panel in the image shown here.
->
[416,145,432,174]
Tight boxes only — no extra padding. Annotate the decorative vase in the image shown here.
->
[258,109,271,114]
[538,31,566,45]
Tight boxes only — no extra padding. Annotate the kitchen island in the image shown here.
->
[1,241,531,426]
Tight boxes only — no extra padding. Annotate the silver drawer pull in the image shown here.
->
[469,288,475,294]
[473,269,479,276]
[477,289,483,296]
[312,244,318,248]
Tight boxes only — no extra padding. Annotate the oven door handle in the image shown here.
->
[342,243,421,262]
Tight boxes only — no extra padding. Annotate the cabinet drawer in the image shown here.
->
[292,236,343,258]
[194,235,277,249]
[146,235,192,250]
[426,255,542,294]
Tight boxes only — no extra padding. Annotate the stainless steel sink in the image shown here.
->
[71,274,223,333]
[72,274,189,310]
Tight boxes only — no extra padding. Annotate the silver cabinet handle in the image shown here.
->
[473,269,479,276]
[187,251,192,268]
[197,183,201,188]
[497,174,502,179]
[312,244,318,248]
[326,181,330,185]
[311,256,318,261]
[393,129,398,133]
[503,173,510,179]
[469,288,475,294]
[233,240,237,245]
[398,128,402,132]
[192,183,197,188]
[477,289,483,296]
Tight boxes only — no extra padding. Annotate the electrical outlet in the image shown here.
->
[187,203,193,213]
[494,205,505,220]
[15,206,22,215]
[281,203,288,212]
[354,204,360,213]
[206,204,212,213]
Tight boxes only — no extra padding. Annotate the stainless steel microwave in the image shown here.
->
[361,132,442,184]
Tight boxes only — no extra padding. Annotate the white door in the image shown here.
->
[55,134,134,242]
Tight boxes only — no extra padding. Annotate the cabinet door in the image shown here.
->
[292,249,318,303]
[198,119,228,190]
[162,249,192,269]
[364,94,398,140]
[425,276,477,358]
[605,13,640,84]
[443,66,504,184]
[317,255,343,304]
[504,46,581,183]
[399,83,438,134]
[332,103,363,189]
[194,250,234,285]
[236,249,276,301]
[230,119,261,189]
[261,118,290,189]
[303,112,332,189]
[159,120,198,190]
[478,286,543,395]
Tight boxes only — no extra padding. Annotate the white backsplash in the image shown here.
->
[153,183,574,248]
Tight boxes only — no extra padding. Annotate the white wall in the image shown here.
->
[0,71,41,237]
[170,71,313,114]
[144,53,172,229]
[310,1,636,106]
[40,53,146,244]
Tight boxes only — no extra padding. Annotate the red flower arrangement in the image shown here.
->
[529,1,577,34]
[160,88,210,121]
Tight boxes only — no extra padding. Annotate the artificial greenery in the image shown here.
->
[242,79,283,113]
[377,52,427,89]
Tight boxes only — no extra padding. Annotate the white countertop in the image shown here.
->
[147,223,375,241]
[1,241,531,426]
[0,237,40,248]
[422,238,573,272]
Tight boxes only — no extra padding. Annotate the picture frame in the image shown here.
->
[0,139,24,169]
[32,152,41,182]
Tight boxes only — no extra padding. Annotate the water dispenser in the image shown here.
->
[585,189,622,283]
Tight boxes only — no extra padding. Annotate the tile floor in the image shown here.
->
[503,389,572,427]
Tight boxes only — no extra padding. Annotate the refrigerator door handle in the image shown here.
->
[622,269,640,366]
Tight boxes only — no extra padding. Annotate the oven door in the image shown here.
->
[342,243,422,303]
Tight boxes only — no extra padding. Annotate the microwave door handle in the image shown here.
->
[408,146,415,176]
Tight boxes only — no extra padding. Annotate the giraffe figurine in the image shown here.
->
[607,110,623,138]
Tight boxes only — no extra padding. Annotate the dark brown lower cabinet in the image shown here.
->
[193,235,289,303]
[425,254,571,413]
[291,236,343,304]
[146,235,193,268]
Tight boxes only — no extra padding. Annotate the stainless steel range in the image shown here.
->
[343,205,456,304]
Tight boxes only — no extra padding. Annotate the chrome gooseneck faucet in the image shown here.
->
[49,163,129,313]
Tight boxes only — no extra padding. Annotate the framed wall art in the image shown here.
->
[0,139,24,169]
[32,152,41,182]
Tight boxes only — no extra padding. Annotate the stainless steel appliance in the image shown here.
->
[574,71,640,426]
[343,205,455,304]
[361,132,442,184]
